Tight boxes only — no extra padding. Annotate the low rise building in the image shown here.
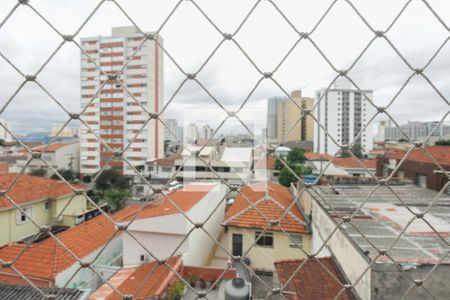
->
[119,182,227,267]
[0,206,137,289]
[333,157,376,177]
[0,174,91,245]
[222,182,311,272]
[14,141,80,175]
[307,183,450,299]
[377,145,450,193]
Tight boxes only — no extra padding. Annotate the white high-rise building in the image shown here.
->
[375,119,391,142]
[186,123,198,143]
[79,26,164,176]
[314,78,375,155]
[200,124,214,140]
[164,118,179,143]
[0,119,13,142]
[266,96,283,143]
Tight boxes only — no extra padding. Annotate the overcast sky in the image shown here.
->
[0,0,449,137]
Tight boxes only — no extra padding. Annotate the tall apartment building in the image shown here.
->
[266,96,283,143]
[163,118,179,143]
[79,26,164,176]
[314,79,375,155]
[277,90,314,144]
[0,118,12,143]
[186,123,198,143]
[200,125,214,140]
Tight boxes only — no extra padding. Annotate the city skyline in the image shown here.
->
[0,0,449,136]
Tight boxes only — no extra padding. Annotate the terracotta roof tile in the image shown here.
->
[385,146,450,166]
[333,157,376,169]
[29,142,77,153]
[0,207,138,285]
[127,184,216,221]
[305,152,333,161]
[274,257,353,300]
[0,174,86,210]
[224,182,308,234]
[90,257,182,300]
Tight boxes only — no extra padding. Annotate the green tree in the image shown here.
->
[30,168,47,177]
[435,140,450,146]
[341,143,363,158]
[51,169,77,181]
[278,165,312,187]
[95,169,130,196]
[286,147,306,164]
[105,188,130,211]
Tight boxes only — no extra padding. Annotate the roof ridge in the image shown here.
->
[223,195,266,225]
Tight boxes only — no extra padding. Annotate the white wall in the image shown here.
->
[184,183,227,266]
[123,183,227,267]
[312,200,371,300]
[55,236,122,289]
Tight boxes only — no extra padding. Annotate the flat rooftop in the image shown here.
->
[311,184,450,265]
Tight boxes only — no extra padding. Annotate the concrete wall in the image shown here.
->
[312,200,371,300]
[371,263,450,300]
[226,227,311,271]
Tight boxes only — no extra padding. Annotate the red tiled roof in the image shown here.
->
[125,184,216,221]
[29,142,77,153]
[274,257,353,300]
[0,174,86,210]
[224,182,308,234]
[333,157,376,169]
[385,146,450,166]
[305,152,333,161]
[148,153,181,165]
[0,163,9,174]
[90,257,182,300]
[254,156,276,170]
[0,206,138,285]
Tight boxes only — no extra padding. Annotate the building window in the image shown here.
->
[255,231,273,248]
[16,206,33,224]
[162,166,172,173]
[289,234,303,248]
[44,201,50,210]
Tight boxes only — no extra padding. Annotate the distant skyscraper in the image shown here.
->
[375,119,391,142]
[314,78,375,155]
[266,96,283,143]
[0,119,12,142]
[186,123,198,143]
[79,26,164,175]
[277,90,314,144]
[164,118,178,143]
[200,125,214,140]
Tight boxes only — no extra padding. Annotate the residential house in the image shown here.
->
[222,182,311,272]
[119,182,227,267]
[377,145,450,193]
[0,174,91,245]
[304,152,350,178]
[0,206,137,289]
[333,157,376,177]
[174,146,253,184]
[13,141,80,175]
